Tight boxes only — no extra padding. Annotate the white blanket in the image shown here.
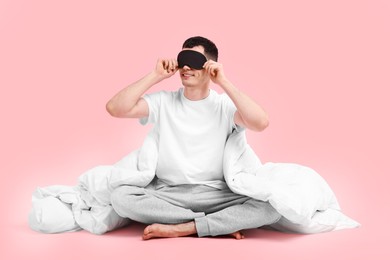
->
[29,128,360,234]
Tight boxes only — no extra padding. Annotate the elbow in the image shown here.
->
[106,101,133,118]
[106,101,118,117]
[261,118,270,131]
[253,117,270,132]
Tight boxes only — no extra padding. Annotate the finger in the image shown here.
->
[170,59,177,72]
[203,60,211,69]
[162,59,169,70]
[157,59,163,69]
[207,65,213,75]
[207,65,216,76]
[165,59,170,71]
[212,68,216,77]
[170,66,178,75]
[207,68,214,77]
[172,59,178,71]
[214,67,220,77]
[205,63,211,72]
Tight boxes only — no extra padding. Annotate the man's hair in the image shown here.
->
[182,36,218,61]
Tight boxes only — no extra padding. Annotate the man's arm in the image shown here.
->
[203,60,269,132]
[106,59,178,118]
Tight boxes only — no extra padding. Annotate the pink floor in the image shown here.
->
[1,221,370,260]
[1,217,385,259]
[1,158,388,260]
[0,218,374,260]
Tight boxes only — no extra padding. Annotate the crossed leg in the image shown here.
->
[111,182,280,240]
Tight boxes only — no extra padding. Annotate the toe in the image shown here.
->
[142,233,152,240]
[143,226,151,239]
[234,231,244,239]
[144,225,152,235]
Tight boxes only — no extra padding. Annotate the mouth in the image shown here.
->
[181,73,194,79]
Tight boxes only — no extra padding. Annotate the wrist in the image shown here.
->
[218,78,232,89]
[148,70,165,84]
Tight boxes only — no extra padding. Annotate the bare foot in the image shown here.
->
[142,222,197,240]
[229,231,245,240]
[142,221,245,240]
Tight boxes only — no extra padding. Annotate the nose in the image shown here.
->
[183,65,191,70]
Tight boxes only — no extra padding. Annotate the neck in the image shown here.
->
[183,84,210,101]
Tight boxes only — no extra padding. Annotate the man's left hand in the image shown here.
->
[203,60,228,86]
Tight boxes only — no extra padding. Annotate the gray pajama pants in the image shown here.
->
[110,178,281,237]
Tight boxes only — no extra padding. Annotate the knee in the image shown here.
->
[110,185,144,216]
[246,199,281,225]
[263,203,282,224]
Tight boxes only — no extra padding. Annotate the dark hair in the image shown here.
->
[182,36,218,61]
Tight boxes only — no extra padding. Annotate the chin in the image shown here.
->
[181,80,196,88]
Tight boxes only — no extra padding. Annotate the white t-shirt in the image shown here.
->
[140,87,240,189]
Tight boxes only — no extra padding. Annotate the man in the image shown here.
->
[107,36,281,240]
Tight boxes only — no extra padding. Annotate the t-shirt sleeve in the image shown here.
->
[139,91,162,125]
[221,93,245,133]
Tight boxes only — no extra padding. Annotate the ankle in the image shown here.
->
[174,221,196,236]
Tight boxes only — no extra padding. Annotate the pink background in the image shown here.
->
[1,0,389,259]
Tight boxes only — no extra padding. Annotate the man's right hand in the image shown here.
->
[154,58,178,80]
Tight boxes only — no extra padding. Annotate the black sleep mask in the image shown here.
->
[177,50,207,70]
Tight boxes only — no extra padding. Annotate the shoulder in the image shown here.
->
[211,89,229,101]
[216,91,235,108]
[144,88,181,102]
